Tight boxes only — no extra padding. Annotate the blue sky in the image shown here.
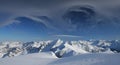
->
[0,0,120,41]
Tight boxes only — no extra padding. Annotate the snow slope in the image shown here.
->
[50,53,120,65]
[0,52,57,65]
[0,52,120,65]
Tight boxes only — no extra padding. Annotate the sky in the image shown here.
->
[0,0,120,41]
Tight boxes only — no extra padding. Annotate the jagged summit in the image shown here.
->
[0,39,120,58]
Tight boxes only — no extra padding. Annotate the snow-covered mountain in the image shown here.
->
[0,39,120,58]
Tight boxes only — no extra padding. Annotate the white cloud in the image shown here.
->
[53,35,82,38]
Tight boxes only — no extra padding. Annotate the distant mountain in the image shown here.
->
[0,39,120,58]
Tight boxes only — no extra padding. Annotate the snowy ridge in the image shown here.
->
[49,53,120,65]
[0,53,120,65]
[0,39,120,58]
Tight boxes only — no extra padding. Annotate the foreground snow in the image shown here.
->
[0,52,120,65]
[0,52,57,65]
[50,53,120,65]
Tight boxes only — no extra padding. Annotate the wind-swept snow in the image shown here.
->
[50,53,120,65]
[0,52,120,65]
[0,52,57,65]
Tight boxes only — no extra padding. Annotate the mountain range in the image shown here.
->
[0,39,120,58]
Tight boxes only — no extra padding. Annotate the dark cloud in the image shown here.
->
[0,0,120,40]
[63,5,96,28]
